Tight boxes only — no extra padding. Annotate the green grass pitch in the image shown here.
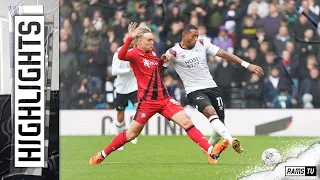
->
[60,136,316,180]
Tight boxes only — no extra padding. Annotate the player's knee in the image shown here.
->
[203,106,217,118]
[126,131,138,141]
[180,117,193,129]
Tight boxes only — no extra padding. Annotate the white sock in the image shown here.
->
[209,115,233,145]
[208,130,221,146]
[115,121,125,135]
[101,150,107,158]
[207,145,213,154]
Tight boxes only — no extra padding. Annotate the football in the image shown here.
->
[261,148,282,165]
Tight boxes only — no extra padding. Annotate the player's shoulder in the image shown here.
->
[197,38,212,47]
[167,44,180,57]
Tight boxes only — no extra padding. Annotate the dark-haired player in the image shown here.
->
[164,24,264,163]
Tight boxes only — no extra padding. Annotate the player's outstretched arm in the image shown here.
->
[216,49,264,77]
[118,22,137,61]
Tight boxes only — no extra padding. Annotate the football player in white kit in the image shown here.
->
[164,24,264,163]
[112,33,138,150]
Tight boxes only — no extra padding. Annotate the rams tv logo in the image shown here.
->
[285,166,317,176]
[14,15,45,167]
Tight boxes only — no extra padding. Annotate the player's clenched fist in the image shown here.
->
[248,64,264,77]
[160,54,170,62]
[128,22,137,38]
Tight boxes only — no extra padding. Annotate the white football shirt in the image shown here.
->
[164,39,220,94]
[112,47,138,94]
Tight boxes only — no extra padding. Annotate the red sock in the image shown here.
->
[185,125,211,152]
[104,131,128,156]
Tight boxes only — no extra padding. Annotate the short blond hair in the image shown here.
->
[133,26,152,44]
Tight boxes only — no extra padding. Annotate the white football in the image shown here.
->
[262,148,282,165]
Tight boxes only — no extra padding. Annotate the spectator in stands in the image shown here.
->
[60,27,76,52]
[151,5,165,28]
[70,11,83,44]
[70,74,90,109]
[249,4,263,28]
[92,9,107,36]
[60,0,72,19]
[262,51,276,77]
[244,73,263,108]
[80,38,107,82]
[264,66,291,107]
[165,21,183,50]
[214,58,235,108]
[79,17,95,53]
[184,0,208,24]
[163,5,185,38]
[60,41,79,90]
[132,3,151,27]
[101,28,121,54]
[224,0,247,45]
[208,56,219,78]
[241,16,257,42]
[296,29,319,57]
[206,0,226,38]
[300,54,319,80]
[114,13,129,40]
[163,73,180,100]
[236,38,250,59]
[86,89,104,109]
[271,86,296,108]
[284,0,299,36]
[168,0,187,14]
[272,26,291,56]
[262,3,284,40]
[300,0,320,26]
[198,25,212,42]
[294,15,313,39]
[110,6,125,27]
[257,41,269,60]
[213,25,234,54]
[152,29,165,56]
[247,0,269,18]
[300,68,320,108]
[285,40,299,63]
[247,47,263,67]
[280,50,298,79]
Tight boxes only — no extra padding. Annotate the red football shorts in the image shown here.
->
[133,97,184,125]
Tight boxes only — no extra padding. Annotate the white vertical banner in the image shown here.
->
[14,15,45,167]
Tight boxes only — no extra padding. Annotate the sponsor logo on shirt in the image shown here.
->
[143,58,159,68]
[185,57,200,69]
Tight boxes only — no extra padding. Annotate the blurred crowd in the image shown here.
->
[59,0,320,109]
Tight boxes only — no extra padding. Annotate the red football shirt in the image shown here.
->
[118,38,169,101]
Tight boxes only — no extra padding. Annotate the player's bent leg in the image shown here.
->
[115,110,126,134]
[125,120,144,141]
[204,106,232,145]
[204,106,244,153]
[169,111,215,162]
[89,121,144,165]
[170,110,228,164]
